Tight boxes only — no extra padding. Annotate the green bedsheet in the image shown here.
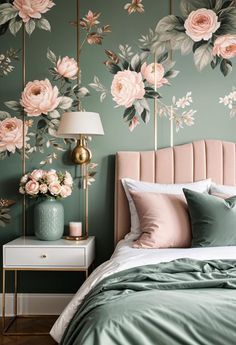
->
[60,259,236,345]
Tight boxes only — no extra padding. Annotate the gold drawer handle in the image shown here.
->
[41,254,47,259]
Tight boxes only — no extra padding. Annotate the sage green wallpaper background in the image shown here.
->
[0,0,236,293]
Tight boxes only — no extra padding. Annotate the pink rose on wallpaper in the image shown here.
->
[55,56,79,80]
[0,117,28,153]
[184,9,220,42]
[25,180,40,195]
[30,169,44,181]
[213,35,236,59]
[20,79,60,116]
[111,70,145,108]
[60,185,72,198]
[13,0,55,23]
[141,62,168,88]
[49,182,61,196]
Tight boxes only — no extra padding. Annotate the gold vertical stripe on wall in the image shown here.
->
[153,0,173,150]
[22,27,26,237]
[77,0,89,237]
[154,52,158,151]
[77,0,80,111]
[169,0,174,148]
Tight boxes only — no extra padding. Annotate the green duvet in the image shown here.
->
[60,258,236,345]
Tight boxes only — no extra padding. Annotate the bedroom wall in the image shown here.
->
[0,0,236,293]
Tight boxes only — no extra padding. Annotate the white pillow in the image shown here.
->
[122,178,212,236]
[210,183,236,195]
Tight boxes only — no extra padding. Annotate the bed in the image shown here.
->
[51,139,236,344]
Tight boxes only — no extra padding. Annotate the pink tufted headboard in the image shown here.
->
[114,140,236,244]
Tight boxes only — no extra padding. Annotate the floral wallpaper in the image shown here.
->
[0,0,236,291]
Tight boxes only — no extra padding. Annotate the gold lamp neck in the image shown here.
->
[71,135,92,165]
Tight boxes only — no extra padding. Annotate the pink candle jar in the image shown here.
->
[69,222,82,237]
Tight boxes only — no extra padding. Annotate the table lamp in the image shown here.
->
[57,111,104,240]
[57,111,104,164]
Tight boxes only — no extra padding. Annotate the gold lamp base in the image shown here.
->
[65,235,88,241]
[72,136,92,165]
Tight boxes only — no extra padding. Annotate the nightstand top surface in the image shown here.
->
[3,236,95,248]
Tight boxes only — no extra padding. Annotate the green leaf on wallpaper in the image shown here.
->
[141,108,150,124]
[48,110,60,119]
[192,40,206,53]
[37,119,47,130]
[122,60,129,70]
[213,0,224,12]
[58,96,73,110]
[180,0,222,17]
[193,44,213,71]
[106,63,121,74]
[221,0,233,9]
[217,7,236,35]
[37,18,51,31]
[220,59,232,77]
[25,19,36,35]
[156,15,182,33]
[0,151,7,160]
[100,92,107,102]
[131,54,141,72]
[151,40,167,56]
[164,70,179,78]
[144,87,160,99]
[168,32,193,55]
[77,87,90,97]
[9,17,22,35]
[0,111,11,120]
[134,101,144,116]
[123,106,135,121]
[211,55,221,69]
[0,4,18,25]
[4,100,21,111]
[157,52,168,64]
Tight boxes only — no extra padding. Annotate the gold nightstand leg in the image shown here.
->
[2,268,6,329]
[2,270,19,335]
[85,269,88,279]
[14,270,17,316]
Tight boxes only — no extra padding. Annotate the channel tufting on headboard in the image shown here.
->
[114,140,236,245]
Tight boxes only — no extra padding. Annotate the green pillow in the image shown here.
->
[183,188,236,247]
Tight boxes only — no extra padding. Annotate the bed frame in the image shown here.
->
[115,139,236,244]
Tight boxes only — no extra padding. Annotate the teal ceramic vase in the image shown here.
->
[34,198,64,241]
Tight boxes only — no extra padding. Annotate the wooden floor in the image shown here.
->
[0,316,58,344]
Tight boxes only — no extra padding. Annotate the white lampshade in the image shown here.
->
[57,111,104,138]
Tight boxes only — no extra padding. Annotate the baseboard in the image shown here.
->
[0,293,73,316]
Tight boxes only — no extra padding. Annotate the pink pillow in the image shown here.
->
[130,191,192,249]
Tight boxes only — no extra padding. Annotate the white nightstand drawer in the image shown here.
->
[4,247,85,267]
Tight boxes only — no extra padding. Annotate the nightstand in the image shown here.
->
[2,236,95,335]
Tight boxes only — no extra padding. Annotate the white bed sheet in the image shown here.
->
[50,235,236,343]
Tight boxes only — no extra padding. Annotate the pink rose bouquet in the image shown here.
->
[19,169,73,199]
[155,0,236,76]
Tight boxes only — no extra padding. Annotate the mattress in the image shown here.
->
[50,234,236,342]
